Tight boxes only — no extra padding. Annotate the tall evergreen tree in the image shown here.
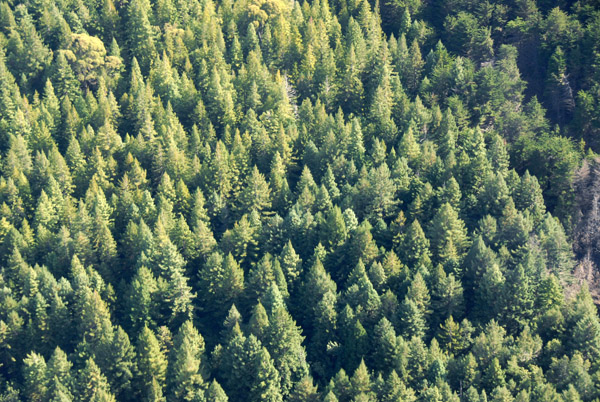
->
[125,0,157,74]
[137,326,168,399]
[168,321,207,401]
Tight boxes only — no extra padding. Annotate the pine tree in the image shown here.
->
[145,377,166,402]
[102,327,135,400]
[137,326,168,398]
[501,264,534,333]
[568,285,600,362]
[205,380,228,402]
[76,358,116,402]
[23,352,49,402]
[463,235,495,296]
[329,369,352,402]
[270,152,292,213]
[473,259,504,322]
[51,56,79,104]
[479,172,510,219]
[404,39,423,93]
[250,347,284,402]
[239,166,271,215]
[343,260,382,327]
[345,220,379,275]
[378,370,416,402]
[371,318,399,373]
[262,285,308,396]
[338,305,368,371]
[309,288,338,379]
[483,358,505,393]
[437,316,469,354]
[322,390,339,402]
[400,219,431,270]
[364,163,398,219]
[406,272,431,318]
[429,203,469,267]
[536,274,564,311]
[169,321,207,401]
[431,265,464,321]
[151,225,195,325]
[248,301,270,340]
[47,376,73,402]
[350,359,374,401]
[279,241,302,289]
[338,46,364,114]
[6,6,52,87]
[47,347,73,392]
[246,253,278,303]
[126,0,157,74]
[288,376,319,402]
[297,257,337,328]
[545,46,574,124]
[322,206,347,251]
[221,330,282,402]
[199,252,244,317]
[126,265,158,332]
[399,297,426,339]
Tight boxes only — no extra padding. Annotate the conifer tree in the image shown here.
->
[250,347,284,402]
[429,203,469,267]
[371,318,399,373]
[102,327,135,400]
[199,252,244,317]
[126,0,157,74]
[23,352,49,402]
[239,166,271,215]
[338,305,368,372]
[205,380,228,402]
[322,206,347,251]
[400,219,431,270]
[77,358,116,402]
[0,0,596,399]
[431,265,464,321]
[279,241,302,289]
[248,301,270,341]
[137,326,168,398]
[169,321,207,401]
[338,46,364,114]
[6,6,52,87]
[47,347,73,392]
[568,285,600,362]
[262,285,308,396]
[151,224,195,325]
[400,297,427,340]
[47,376,73,402]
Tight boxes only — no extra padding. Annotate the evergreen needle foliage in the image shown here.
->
[0,0,600,401]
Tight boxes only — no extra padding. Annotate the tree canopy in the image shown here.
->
[0,0,599,401]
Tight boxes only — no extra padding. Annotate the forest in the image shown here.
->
[1,0,600,400]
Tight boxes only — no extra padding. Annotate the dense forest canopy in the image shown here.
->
[1,0,600,400]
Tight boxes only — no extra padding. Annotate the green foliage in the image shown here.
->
[0,0,596,400]
[169,321,207,401]
[137,326,168,398]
